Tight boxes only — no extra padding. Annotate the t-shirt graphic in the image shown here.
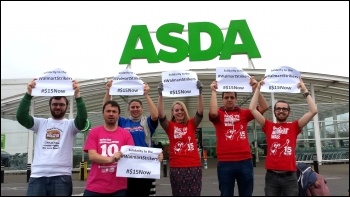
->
[43,128,62,150]
[270,126,292,157]
[223,114,246,141]
[224,114,239,126]
[270,139,292,157]
[174,126,187,139]
[173,136,195,154]
[224,125,247,141]
[98,138,120,173]
[271,125,289,139]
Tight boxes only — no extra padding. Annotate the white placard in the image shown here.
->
[216,67,252,92]
[109,68,144,95]
[117,145,162,179]
[161,70,199,97]
[31,68,74,96]
[260,66,300,93]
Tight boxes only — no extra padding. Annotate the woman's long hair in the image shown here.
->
[171,101,190,124]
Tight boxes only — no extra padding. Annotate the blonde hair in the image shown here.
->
[171,101,190,123]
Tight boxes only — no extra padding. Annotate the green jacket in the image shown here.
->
[16,93,88,130]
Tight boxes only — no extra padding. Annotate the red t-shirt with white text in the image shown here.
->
[165,118,201,167]
[263,120,301,171]
[209,107,254,161]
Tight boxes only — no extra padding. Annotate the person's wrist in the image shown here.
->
[301,88,308,94]
[110,155,116,162]
[303,92,311,98]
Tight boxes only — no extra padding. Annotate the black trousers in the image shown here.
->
[126,177,154,196]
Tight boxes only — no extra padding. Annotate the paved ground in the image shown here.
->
[1,158,349,196]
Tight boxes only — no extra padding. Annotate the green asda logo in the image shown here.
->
[119,20,261,64]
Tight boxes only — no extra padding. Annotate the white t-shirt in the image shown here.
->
[30,117,79,177]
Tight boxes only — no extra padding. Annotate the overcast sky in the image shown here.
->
[1,1,349,80]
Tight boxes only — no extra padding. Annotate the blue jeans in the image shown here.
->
[217,159,254,196]
[26,175,72,196]
[264,170,298,196]
[84,189,127,196]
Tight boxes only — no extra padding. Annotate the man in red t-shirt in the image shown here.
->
[209,78,269,196]
[249,78,318,196]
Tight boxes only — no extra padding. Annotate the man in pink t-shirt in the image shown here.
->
[209,78,269,196]
[83,100,134,196]
[249,78,318,196]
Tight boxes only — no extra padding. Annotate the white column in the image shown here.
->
[331,97,340,147]
[311,84,322,165]
[302,102,309,148]
[270,92,276,123]
[69,96,74,119]
[248,58,255,69]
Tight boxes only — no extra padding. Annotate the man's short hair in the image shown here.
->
[274,100,290,111]
[128,99,143,106]
[221,92,238,99]
[102,100,121,114]
[49,96,69,106]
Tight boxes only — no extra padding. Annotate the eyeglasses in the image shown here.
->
[224,96,235,100]
[130,106,141,109]
[51,103,66,107]
[174,109,184,112]
[274,107,290,112]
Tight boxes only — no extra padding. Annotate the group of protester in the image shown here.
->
[16,75,317,196]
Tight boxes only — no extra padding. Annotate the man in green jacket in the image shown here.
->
[16,79,87,196]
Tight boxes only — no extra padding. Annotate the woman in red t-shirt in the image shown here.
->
[157,80,204,196]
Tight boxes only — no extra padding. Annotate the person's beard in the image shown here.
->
[275,112,288,122]
[276,116,288,122]
[50,108,66,119]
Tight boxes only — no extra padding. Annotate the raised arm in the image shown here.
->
[157,82,168,130]
[249,81,266,126]
[194,80,204,126]
[73,80,88,130]
[102,79,113,105]
[250,76,269,114]
[143,83,158,121]
[298,78,318,128]
[209,80,219,118]
[257,93,269,114]
[16,79,35,129]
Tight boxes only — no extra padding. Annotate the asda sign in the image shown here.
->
[119,20,261,64]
